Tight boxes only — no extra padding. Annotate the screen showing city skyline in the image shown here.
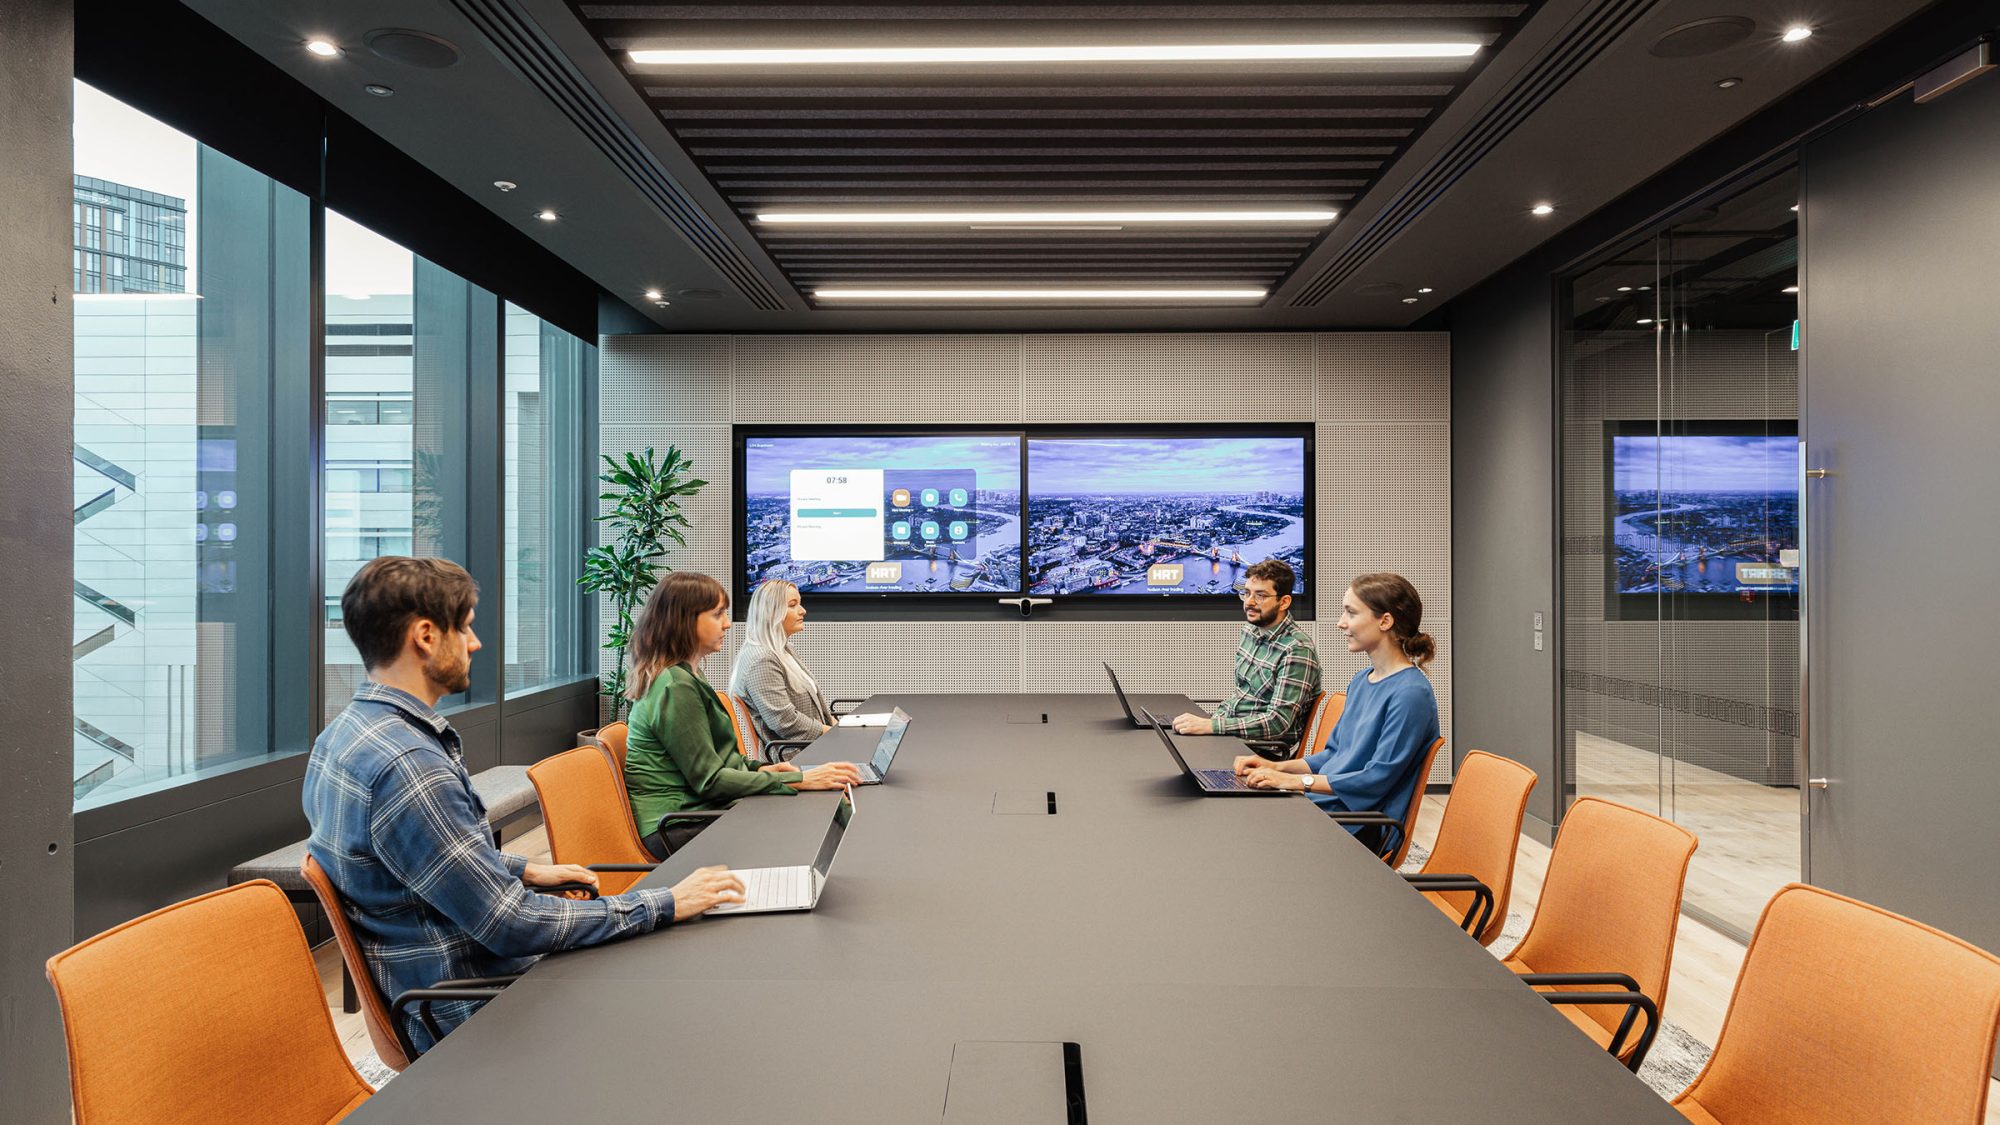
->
[1026,437,1308,596]
[1611,431,1798,597]
[742,434,1022,595]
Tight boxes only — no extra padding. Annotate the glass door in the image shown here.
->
[1560,168,1803,939]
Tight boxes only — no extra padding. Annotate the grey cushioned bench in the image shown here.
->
[230,765,541,1011]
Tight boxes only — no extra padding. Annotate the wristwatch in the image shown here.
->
[1297,775,1314,794]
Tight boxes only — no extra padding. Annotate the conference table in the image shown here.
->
[352,692,1678,1122]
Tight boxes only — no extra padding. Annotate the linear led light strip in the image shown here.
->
[760,209,1338,226]
[814,287,1268,301]
[630,43,1480,66]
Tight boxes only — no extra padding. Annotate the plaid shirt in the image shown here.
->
[1210,614,1322,743]
[304,682,678,1053]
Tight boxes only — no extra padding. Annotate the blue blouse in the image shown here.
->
[1304,665,1442,836]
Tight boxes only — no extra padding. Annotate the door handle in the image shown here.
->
[1807,777,1831,789]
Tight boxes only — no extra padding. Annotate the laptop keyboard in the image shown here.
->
[710,865,811,912]
[1196,768,1249,791]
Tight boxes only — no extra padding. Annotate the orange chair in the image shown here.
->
[1240,691,1345,761]
[300,856,518,1070]
[1401,749,1538,944]
[717,690,815,765]
[1672,884,2000,1123]
[1502,796,1698,1071]
[531,743,721,877]
[46,881,374,1124]
[594,720,631,802]
[1326,735,1449,868]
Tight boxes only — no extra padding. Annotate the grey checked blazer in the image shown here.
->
[729,644,835,745]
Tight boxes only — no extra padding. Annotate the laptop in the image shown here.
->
[854,707,911,785]
[707,790,855,915]
[1104,662,1208,730]
[1139,708,1291,798]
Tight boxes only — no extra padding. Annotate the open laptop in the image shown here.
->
[708,790,855,915]
[1104,662,1208,730]
[1139,708,1291,798]
[854,707,911,785]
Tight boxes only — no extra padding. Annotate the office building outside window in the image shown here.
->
[72,82,312,807]
[504,302,593,693]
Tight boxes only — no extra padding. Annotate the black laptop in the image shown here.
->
[1139,708,1290,798]
[1104,662,1208,730]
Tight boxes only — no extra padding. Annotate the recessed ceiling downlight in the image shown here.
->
[630,42,1482,67]
[1782,26,1814,44]
[305,39,341,58]
[1530,203,1555,216]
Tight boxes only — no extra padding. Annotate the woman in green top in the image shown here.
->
[623,572,861,856]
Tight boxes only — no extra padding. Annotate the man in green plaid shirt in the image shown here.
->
[1173,559,1321,746]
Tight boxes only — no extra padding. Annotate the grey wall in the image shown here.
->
[1800,71,2000,964]
[599,332,1454,780]
[0,1,78,1118]
[1448,272,1561,835]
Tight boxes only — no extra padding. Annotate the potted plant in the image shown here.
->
[578,446,706,725]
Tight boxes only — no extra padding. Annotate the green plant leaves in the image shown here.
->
[577,445,706,720]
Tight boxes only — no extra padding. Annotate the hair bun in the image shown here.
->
[1402,631,1437,669]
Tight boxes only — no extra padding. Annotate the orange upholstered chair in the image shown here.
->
[1327,735,1448,869]
[716,690,815,765]
[529,745,670,891]
[1671,883,2000,1123]
[594,720,631,801]
[300,855,521,1070]
[1294,691,1346,759]
[1402,750,1538,944]
[1502,796,1698,1071]
[46,880,374,1124]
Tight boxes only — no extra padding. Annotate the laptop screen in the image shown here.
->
[872,708,911,776]
[811,792,854,879]
[1140,709,1194,777]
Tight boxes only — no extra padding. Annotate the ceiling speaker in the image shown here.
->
[364,29,462,69]
[1649,17,1755,59]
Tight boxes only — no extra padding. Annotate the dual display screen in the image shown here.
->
[740,434,1309,598]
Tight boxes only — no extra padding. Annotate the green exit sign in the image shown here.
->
[1791,320,1800,351]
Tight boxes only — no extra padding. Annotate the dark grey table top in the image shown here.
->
[352,692,1678,1122]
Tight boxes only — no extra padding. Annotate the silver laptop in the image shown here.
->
[855,707,911,785]
[1104,662,1207,730]
[708,790,855,915]
[1139,708,1291,798]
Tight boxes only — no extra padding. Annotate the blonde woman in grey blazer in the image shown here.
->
[729,579,836,746]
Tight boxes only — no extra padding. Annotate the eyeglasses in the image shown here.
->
[1238,589,1280,604]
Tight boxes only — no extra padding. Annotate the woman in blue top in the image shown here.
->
[1233,573,1441,848]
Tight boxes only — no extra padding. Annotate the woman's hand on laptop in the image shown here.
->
[1241,767,1293,790]
[793,762,864,790]
[671,865,746,920]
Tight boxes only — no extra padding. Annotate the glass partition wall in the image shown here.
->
[1560,167,1803,939]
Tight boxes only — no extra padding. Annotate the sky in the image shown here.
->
[74,81,417,299]
[1028,437,1306,494]
[746,435,1022,495]
[1614,434,1796,492]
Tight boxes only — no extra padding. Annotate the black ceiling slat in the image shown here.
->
[566,0,1544,299]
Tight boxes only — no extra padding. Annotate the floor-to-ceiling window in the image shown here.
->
[71,82,312,807]
[1559,168,1803,938]
[321,213,484,722]
[503,302,593,694]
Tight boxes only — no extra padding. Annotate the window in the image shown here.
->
[503,303,593,693]
[322,212,481,721]
[72,82,311,807]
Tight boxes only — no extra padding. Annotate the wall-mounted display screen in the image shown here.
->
[741,433,1023,595]
[1608,426,1798,601]
[1026,436,1309,596]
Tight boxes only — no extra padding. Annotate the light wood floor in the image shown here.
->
[317,811,2000,1117]
[1574,730,1802,937]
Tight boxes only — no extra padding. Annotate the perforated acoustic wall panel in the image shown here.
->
[599,332,1450,782]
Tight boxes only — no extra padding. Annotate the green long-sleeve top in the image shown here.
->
[625,662,797,834]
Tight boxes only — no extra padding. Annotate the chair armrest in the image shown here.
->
[829,698,868,716]
[656,809,724,833]
[764,738,811,764]
[586,863,660,873]
[534,882,599,899]
[1515,971,1642,992]
[1241,739,1292,761]
[390,983,513,1060]
[1324,811,1399,825]
[429,974,524,989]
[1401,873,1494,936]
[1522,985,1660,1071]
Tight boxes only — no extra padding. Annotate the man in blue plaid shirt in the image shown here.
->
[305,556,744,1054]
[1172,559,1321,747]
